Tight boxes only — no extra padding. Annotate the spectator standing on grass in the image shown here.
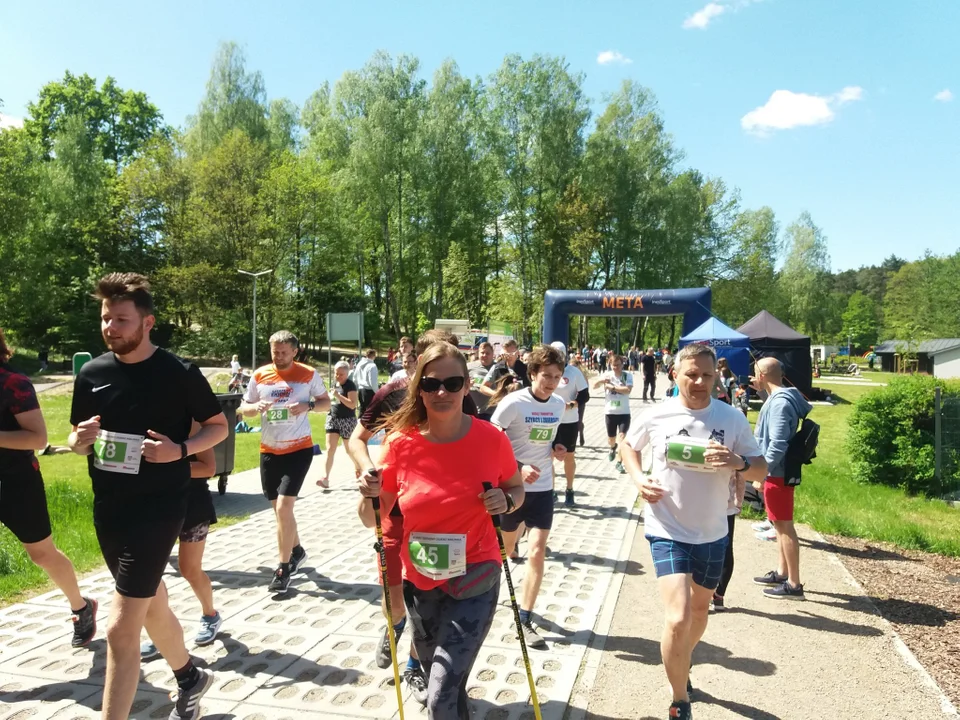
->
[751,357,812,600]
[467,341,496,421]
[354,349,379,416]
[0,328,98,649]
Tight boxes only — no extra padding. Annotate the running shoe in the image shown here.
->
[753,570,787,586]
[607,449,616,462]
[763,581,805,600]
[71,597,97,648]
[194,612,222,646]
[710,593,725,611]
[141,640,160,661]
[375,626,396,669]
[553,490,559,503]
[403,666,428,705]
[290,545,308,574]
[564,489,575,507]
[615,461,626,474]
[268,565,292,593]
[169,668,214,720]
[519,621,548,650]
[669,700,692,719]
[751,520,773,533]
[755,528,778,542]
[315,477,329,489]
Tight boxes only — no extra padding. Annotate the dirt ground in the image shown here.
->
[823,534,960,709]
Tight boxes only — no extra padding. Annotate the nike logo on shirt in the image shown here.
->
[92,384,112,393]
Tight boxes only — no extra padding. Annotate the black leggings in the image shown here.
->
[716,514,737,597]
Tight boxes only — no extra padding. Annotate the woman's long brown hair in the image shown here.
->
[381,341,468,436]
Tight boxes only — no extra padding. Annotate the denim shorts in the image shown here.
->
[646,535,729,590]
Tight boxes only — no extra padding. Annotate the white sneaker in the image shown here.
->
[752,520,772,532]
[755,528,778,542]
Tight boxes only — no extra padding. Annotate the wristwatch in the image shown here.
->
[504,492,517,514]
[180,442,188,460]
[738,455,751,472]
[308,399,316,411]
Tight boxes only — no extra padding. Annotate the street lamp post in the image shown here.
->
[238,269,273,373]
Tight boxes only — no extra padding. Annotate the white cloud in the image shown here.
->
[597,50,632,66]
[934,89,954,102]
[683,2,726,29]
[0,113,24,131]
[741,86,864,134]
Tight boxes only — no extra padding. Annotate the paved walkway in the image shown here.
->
[2,381,954,719]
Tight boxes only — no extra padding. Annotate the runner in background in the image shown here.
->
[467,341,496,421]
[0,328,97,649]
[240,330,330,594]
[592,354,633,474]
[490,344,566,650]
[388,337,413,375]
[549,342,589,507]
[479,338,528,397]
[68,273,228,720]
[317,361,357,489]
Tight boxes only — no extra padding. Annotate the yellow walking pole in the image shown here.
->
[371,494,405,720]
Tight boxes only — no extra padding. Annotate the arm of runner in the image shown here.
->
[188,420,216,479]
[340,388,358,411]
[239,376,269,417]
[347,422,376,474]
[0,407,47,451]
[69,416,100,455]
[310,372,331,413]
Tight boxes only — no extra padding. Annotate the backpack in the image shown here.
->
[781,394,819,487]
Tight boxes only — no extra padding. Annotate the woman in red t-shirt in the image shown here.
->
[358,341,524,719]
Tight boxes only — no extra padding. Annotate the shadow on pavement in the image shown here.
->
[595,633,778,678]
[799,537,917,563]
[808,589,959,627]
[729,605,883,636]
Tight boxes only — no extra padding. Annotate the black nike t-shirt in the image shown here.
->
[69,349,223,503]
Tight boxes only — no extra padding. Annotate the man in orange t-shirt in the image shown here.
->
[241,330,330,593]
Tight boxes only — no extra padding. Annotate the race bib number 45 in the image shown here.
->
[665,436,714,473]
[93,430,144,475]
[408,533,466,580]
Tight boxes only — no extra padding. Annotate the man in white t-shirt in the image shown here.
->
[591,353,633,473]
[491,344,567,650]
[388,352,418,382]
[549,342,589,507]
[622,343,767,720]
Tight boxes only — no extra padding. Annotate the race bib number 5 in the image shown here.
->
[93,430,144,475]
[665,436,714,473]
[408,533,466,580]
[528,427,555,444]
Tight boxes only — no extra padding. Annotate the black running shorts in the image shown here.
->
[0,466,53,545]
[604,414,631,438]
[553,422,579,453]
[500,489,554,533]
[95,511,184,598]
[260,448,313,500]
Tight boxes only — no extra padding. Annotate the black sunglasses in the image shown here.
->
[419,376,466,393]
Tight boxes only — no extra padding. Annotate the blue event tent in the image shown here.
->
[678,318,752,378]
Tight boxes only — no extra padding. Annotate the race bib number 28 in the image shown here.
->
[266,407,293,425]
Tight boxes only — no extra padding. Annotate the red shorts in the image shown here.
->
[763,477,795,522]
[377,509,403,587]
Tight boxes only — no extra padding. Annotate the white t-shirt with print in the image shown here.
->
[389,369,409,383]
[490,389,566,493]
[599,370,633,415]
[625,397,761,544]
[553,364,588,424]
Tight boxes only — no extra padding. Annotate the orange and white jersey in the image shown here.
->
[244,362,328,455]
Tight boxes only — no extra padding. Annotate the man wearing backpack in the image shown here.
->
[751,357,813,600]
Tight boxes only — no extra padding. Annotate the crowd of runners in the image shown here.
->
[0,271,813,720]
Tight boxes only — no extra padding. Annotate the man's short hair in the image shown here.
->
[502,338,518,350]
[93,273,154,315]
[269,330,299,349]
[478,342,493,352]
[526,344,565,376]
[675,343,716,366]
[365,348,377,358]
[399,336,412,347]
[415,329,459,355]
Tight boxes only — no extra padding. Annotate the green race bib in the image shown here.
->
[665,436,714,473]
[92,430,144,475]
[266,407,291,423]
[528,427,555,444]
[610,400,621,409]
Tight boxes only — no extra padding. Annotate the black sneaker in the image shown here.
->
[290,545,308,574]
[403,666,428,705]
[669,700,692,719]
[169,668,214,720]
[564,489,575,507]
[71,597,97,648]
[268,565,291,593]
[753,570,787,586]
[553,491,559,503]
[763,581,805,600]
[375,625,397,669]
[710,593,724,611]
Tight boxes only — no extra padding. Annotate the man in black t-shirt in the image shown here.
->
[0,329,97,648]
[641,347,657,402]
[479,338,528,399]
[68,273,228,720]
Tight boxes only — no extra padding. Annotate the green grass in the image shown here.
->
[777,380,960,556]
[0,389,329,604]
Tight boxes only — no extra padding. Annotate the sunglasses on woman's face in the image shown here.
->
[419,376,466,393]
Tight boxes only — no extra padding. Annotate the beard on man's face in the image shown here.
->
[103,324,144,356]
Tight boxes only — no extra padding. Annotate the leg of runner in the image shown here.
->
[272,497,299,564]
[658,574,696,704]
[22,537,86,613]
[502,524,550,650]
[320,431,338,488]
[177,532,223,647]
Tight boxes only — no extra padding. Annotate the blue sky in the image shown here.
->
[1,0,957,271]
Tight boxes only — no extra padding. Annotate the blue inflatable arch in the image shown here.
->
[542,288,712,347]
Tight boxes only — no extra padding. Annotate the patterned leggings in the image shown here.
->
[403,578,500,720]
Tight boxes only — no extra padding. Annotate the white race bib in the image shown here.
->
[93,430,144,475]
[408,532,467,580]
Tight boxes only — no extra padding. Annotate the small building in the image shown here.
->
[874,339,960,378]
[810,344,839,364]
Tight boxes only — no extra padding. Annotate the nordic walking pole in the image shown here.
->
[483,482,542,720]
[371,490,405,720]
